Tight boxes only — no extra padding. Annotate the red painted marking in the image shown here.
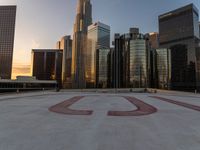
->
[150,96,200,112]
[49,96,93,115]
[108,96,157,116]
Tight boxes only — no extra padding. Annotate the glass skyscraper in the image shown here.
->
[96,49,110,88]
[71,0,92,89]
[129,37,148,88]
[156,48,171,89]
[112,28,149,88]
[87,22,110,88]
[0,6,16,79]
[159,4,200,91]
[112,34,124,88]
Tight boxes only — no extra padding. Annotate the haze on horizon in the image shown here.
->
[0,0,199,78]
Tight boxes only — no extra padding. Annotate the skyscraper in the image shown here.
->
[129,35,149,88]
[156,48,171,89]
[0,6,16,79]
[112,33,123,88]
[148,32,159,88]
[96,48,110,88]
[87,22,110,88]
[112,28,150,88]
[159,4,200,91]
[71,0,92,88]
[57,36,72,88]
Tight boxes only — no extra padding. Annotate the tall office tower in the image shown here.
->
[96,48,110,88]
[0,6,16,79]
[156,48,171,89]
[112,28,150,88]
[31,49,63,87]
[129,34,149,88]
[87,22,110,88]
[57,36,72,88]
[147,32,159,88]
[71,0,92,88]
[112,33,123,88]
[159,4,200,91]
[107,47,113,88]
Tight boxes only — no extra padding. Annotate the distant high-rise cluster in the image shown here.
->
[30,1,200,92]
[0,6,16,79]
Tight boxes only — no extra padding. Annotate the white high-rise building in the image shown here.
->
[86,22,110,87]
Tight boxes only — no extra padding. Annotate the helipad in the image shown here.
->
[0,91,200,150]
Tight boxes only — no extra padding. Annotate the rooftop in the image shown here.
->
[159,3,199,19]
[0,90,199,150]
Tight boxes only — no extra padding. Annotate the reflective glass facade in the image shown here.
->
[96,49,110,88]
[159,4,199,44]
[0,6,16,79]
[87,22,110,88]
[156,48,171,89]
[112,34,123,88]
[112,29,149,88]
[129,39,148,88]
[159,4,200,91]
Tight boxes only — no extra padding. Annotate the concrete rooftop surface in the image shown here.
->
[0,90,200,150]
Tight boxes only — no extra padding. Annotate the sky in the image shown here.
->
[0,0,199,78]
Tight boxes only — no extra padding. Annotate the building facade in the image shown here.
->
[148,32,159,49]
[31,49,63,87]
[129,37,149,88]
[57,36,72,88]
[159,4,200,91]
[71,0,92,88]
[148,32,159,88]
[96,49,110,88]
[156,48,171,89]
[0,76,57,92]
[112,28,150,88]
[0,6,16,79]
[87,22,110,88]
[112,34,123,88]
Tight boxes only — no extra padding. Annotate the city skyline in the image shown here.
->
[0,0,200,78]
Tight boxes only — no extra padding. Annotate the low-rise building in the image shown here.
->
[31,49,63,87]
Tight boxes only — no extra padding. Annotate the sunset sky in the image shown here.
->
[0,0,199,78]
